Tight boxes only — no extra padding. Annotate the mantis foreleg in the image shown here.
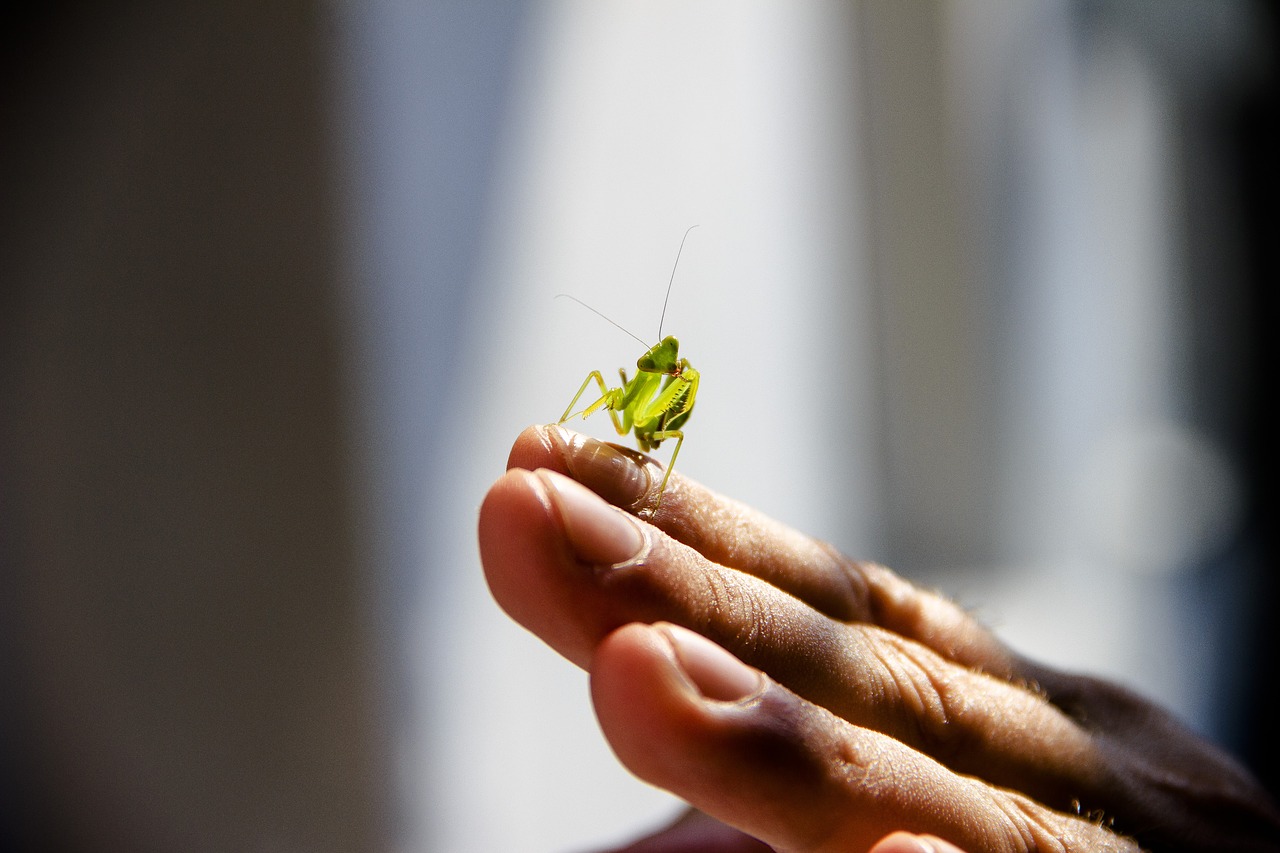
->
[560,370,627,435]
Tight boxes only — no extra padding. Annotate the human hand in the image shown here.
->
[478,425,1280,852]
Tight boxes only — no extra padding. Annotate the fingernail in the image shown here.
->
[869,833,940,853]
[538,469,646,566]
[546,424,652,507]
[660,624,764,703]
[902,836,937,853]
[921,836,967,853]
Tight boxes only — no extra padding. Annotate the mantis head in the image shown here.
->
[638,336,681,374]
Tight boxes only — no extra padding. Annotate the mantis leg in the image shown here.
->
[645,428,683,510]
[560,371,627,435]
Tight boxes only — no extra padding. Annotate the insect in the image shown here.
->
[558,226,701,513]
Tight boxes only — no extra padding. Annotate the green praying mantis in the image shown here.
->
[558,227,701,513]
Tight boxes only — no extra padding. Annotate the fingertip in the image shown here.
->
[537,468,647,567]
[478,467,556,618]
[868,833,925,853]
[592,625,810,843]
[478,467,602,666]
[590,624,715,784]
[920,836,970,853]
[591,624,765,721]
[658,624,764,704]
[608,810,771,852]
[868,833,970,853]
[507,423,567,473]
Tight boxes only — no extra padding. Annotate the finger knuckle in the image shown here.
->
[866,630,977,761]
[817,542,875,622]
[991,791,1072,853]
[719,691,860,851]
[698,566,776,658]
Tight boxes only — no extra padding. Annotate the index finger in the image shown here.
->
[509,424,1015,677]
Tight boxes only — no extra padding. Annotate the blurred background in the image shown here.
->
[2,1,1276,851]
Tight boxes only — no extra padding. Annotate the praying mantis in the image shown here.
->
[558,227,701,513]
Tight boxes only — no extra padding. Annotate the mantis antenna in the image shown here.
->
[556,225,700,348]
[553,294,651,349]
[658,225,699,340]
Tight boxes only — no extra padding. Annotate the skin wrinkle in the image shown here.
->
[896,630,962,753]
[660,526,835,705]
[980,793,1036,853]
[655,472,711,540]
[532,420,557,458]
[813,539,872,623]
[701,562,809,686]
[713,687,845,852]
[1006,793,1087,853]
[830,621,1106,816]
[807,742,890,853]
[858,561,907,627]
[730,575,775,661]
[894,584,941,651]
[995,788,1141,853]
[872,630,960,761]
[887,634,1031,777]
[696,560,731,640]
[1007,797,1060,853]
[861,562,1018,681]
[800,698,926,853]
